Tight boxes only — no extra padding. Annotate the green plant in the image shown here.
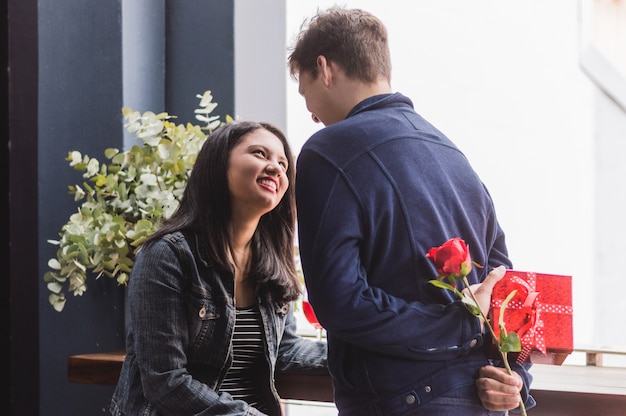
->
[44,91,231,312]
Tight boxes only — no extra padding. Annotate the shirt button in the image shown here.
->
[404,394,416,405]
[199,305,206,318]
[469,338,478,347]
[424,385,432,393]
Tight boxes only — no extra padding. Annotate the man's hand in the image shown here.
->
[476,365,523,411]
[463,265,506,328]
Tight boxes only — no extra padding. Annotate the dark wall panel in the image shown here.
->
[37,1,126,415]
[8,0,39,414]
[165,0,235,124]
[9,0,236,415]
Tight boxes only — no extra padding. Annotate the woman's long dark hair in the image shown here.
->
[143,120,301,303]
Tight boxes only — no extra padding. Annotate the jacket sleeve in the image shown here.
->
[275,305,329,374]
[507,361,536,412]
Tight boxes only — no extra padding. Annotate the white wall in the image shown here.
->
[234,0,287,131]
[286,0,596,347]
[581,0,626,350]
[239,1,606,349]
[593,90,626,349]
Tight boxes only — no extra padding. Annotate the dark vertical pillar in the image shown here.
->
[1,0,8,407]
[8,0,236,414]
[37,1,126,415]
[8,0,40,414]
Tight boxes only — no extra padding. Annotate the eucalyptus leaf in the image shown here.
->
[44,91,227,311]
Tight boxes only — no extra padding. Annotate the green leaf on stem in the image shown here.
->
[461,296,483,319]
[499,289,517,323]
[499,332,521,353]
[429,279,464,298]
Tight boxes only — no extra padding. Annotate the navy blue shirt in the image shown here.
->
[296,93,533,413]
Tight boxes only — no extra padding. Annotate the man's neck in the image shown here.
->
[332,77,392,121]
[353,79,393,104]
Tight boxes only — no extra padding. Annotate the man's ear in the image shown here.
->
[316,55,333,87]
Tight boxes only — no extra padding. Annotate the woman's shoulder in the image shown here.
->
[137,230,194,257]
[134,230,216,276]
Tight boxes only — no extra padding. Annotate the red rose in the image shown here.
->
[426,237,472,279]
[426,237,527,415]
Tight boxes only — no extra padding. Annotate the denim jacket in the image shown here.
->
[110,231,328,416]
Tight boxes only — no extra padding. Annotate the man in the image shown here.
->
[288,7,534,416]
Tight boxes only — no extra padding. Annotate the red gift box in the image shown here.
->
[488,270,573,365]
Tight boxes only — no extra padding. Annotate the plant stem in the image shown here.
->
[462,277,528,416]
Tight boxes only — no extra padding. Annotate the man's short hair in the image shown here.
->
[288,7,392,82]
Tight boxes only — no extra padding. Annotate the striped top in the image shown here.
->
[220,305,268,412]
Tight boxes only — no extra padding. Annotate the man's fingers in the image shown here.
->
[479,365,523,389]
[479,265,506,293]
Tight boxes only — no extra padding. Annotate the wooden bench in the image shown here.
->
[67,350,334,402]
[68,349,626,415]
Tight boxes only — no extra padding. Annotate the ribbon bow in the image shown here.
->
[492,272,546,363]
[508,274,546,362]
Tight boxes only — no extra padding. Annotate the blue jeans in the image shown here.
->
[339,385,509,416]
[408,385,508,416]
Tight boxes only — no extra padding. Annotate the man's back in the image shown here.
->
[296,92,514,414]
[290,7,534,415]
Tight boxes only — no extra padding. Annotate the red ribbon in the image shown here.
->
[509,274,546,362]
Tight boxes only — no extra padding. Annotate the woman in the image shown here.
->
[110,121,328,416]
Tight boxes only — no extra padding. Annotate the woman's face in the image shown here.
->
[227,128,289,219]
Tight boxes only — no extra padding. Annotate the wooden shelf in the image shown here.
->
[530,363,626,396]
[67,350,125,386]
[67,350,334,402]
[68,351,626,415]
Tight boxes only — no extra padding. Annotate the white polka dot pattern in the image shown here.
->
[489,270,573,364]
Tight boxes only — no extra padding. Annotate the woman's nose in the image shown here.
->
[265,160,283,175]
